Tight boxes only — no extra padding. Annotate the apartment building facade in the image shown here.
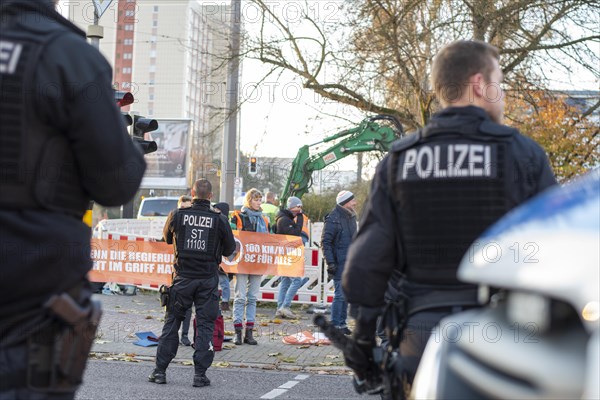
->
[69,0,231,190]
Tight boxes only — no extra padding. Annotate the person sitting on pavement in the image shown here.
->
[275,196,309,319]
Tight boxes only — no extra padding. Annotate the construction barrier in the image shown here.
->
[92,224,333,306]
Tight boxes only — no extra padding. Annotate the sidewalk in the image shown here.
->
[90,291,351,374]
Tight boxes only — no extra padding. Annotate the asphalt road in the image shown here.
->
[75,359,364,400]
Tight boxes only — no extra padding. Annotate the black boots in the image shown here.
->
[234,327,258,345]
[193,373,210,387]
[148,369,166,384]
[234,326,243,345]
[244,328,257,345]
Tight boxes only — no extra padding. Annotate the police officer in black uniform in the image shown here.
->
[150,179,235,388]
[342,40,557,392]
[0,0,146,398]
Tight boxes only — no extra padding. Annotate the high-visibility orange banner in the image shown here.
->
[89,232,305,285]
[89,239,174,287]
[222,231,305,277]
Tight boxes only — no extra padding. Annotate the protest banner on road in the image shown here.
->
[89,231,305,285]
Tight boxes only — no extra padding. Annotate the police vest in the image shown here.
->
[175,208,221,264]
[0,8,89,217]
[389,122,513,285]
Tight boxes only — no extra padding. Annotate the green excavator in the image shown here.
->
[280,115,404,207]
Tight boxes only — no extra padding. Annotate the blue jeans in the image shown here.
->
[277,276,309,309]
[218,272,230,302]
[233,274,262,325]
[331,279,348,328]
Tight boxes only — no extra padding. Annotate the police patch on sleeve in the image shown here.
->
[398,143,498,180]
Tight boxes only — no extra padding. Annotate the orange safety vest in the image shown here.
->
[231,210,270,231]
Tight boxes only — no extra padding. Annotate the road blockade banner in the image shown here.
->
[89,231,305,286]
[222,231,305,277]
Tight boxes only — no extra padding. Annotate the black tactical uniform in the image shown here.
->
[0,0,146,398]
[153,199,235,385]
[343,106,556,383]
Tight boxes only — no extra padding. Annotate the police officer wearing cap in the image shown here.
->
[150,179,235,388]
[0,0,146,398]
[342,40,557,389]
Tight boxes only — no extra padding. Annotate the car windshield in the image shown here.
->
[140,199,178,217]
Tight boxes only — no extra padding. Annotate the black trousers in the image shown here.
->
[155,274,219,374]
[398,310,454,384]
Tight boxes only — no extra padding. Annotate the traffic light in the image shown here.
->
[113,89,158,154]
[114,90,134,107]
[249,157,257,175]
[132,115,158,154]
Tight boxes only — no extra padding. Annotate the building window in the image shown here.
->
[125,24,134,31]
[124,38,133,45]
[149,94,155,100]
[125,10,135,17]
[150,50,157,58]
[123,53,133,60]
[154,6,159,12]
[122,67,132,74]
[122,82,130,89]
[152,20,158,27]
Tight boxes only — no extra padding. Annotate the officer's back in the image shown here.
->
[1,1,146,397]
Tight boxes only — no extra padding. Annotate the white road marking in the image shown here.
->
[279,380,299,389]
[294,374,310,380]
[260,389,287,399]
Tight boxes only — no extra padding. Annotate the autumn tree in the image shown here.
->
[506,91,599,181]
[243,0,599,176]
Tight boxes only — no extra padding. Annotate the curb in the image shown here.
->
[90,351,352,375]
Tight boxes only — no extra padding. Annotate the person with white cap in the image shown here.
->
[274,196,309,319]
[321,190,358,335]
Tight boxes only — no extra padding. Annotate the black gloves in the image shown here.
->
[326,263,337,280]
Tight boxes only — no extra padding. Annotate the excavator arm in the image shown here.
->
[280,115,403,206]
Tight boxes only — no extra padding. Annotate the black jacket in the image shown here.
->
[0,0,146,320]
[275,209,304,236]
[343,106,557,308]
[321,205,358,280]
[163,200,236,279]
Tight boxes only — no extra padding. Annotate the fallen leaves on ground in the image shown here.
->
[268,352,281,357]
[181,361,193,366]
[325,354,339,359]
[277,356,297,363]
[296,345,310,349]
[213,361,230,368]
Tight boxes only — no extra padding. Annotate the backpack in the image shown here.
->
[192,314,225,351]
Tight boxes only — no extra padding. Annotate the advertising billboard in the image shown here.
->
[140,119,192,189]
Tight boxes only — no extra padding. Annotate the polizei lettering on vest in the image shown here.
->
[0,41,22,74]
[402,144,492,179]
[182,214,214,228]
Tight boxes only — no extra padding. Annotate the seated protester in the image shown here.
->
[230,189,270,345]
[275,197,309,319]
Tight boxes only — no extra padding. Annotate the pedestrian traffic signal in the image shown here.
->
[249,157,257,175]
[132,115,158,154]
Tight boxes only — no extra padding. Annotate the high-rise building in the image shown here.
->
[68,0,231,191]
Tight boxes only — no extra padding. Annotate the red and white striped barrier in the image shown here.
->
[97,229,334,306]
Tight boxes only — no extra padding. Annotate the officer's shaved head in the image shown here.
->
[192,179,212,200]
